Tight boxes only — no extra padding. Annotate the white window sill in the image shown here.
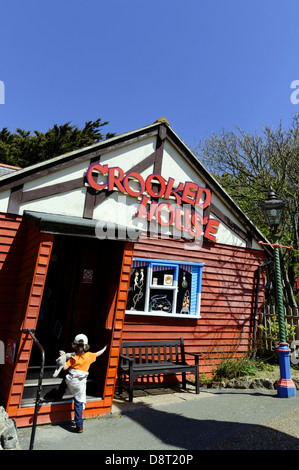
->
[125,310,201,320]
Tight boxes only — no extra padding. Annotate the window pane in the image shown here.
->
[151,266,175,286]
[149,289,173,313]
[176,268,192,314]
[126,267,147,311]
[127,259,203,317]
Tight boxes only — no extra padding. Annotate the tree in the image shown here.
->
[0,118,115,169]
[195,115,299,307]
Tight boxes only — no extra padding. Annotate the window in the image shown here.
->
[126,258,204,318]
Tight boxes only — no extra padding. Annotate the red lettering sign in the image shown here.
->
[108,167,125,192]
[86,163,108,190]
[182,181,198,205]
[123,172,145,197]
[204,219,221,242]
[86,163,219,241]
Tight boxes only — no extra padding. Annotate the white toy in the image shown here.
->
[53,352,74,377]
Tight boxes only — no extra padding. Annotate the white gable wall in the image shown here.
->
[0,190,10,213]
[20,188,86,217]
[0,131,263,250]
[99,135,156,171]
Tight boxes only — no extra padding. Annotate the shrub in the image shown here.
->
[213,357,258,381]
[258,316,296,347]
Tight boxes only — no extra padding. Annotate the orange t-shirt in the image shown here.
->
[66,352,97,372]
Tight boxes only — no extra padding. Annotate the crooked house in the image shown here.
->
[0,119,271,426]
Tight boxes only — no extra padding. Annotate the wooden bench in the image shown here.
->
[118,338,201,402]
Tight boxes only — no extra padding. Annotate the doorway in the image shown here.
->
[26,234,125,402]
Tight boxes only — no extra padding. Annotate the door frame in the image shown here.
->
[6,220,135,426]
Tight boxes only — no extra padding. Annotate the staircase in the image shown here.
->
[21,365,99,407]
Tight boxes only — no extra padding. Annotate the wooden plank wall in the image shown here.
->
[123,235,267,377]
[5,226,54,419]
[0,213,25,406]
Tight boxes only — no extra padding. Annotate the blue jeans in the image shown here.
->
[74,398,83,428]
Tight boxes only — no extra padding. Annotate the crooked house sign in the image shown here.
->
[86,163,220,242]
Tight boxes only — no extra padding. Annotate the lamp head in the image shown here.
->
[262,187,285,229]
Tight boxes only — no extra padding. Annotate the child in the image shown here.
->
[61,334,108,433]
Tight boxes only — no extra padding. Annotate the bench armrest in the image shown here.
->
[119,354,134,363]
[185,352,201,364]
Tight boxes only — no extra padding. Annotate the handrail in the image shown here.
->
[22,328,45,451]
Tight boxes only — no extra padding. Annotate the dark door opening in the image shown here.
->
[24,234,125,404]
[33,236,80,365]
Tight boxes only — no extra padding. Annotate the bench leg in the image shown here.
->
[129,373,134,402]
[182,372,187,390]
[118,370,123,395]
[195,368,200,394]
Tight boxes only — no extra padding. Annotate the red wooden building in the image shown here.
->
[0,119,271,426]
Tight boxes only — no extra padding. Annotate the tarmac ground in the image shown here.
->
[16,385,299,453]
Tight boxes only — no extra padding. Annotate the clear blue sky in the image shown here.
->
[1,0,299,150]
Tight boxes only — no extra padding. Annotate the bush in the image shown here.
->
[258,316,296,347]
[213,357,258,381]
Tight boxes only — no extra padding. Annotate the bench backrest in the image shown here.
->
[120,339,185,364]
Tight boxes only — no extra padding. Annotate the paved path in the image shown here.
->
[17,388,299,451]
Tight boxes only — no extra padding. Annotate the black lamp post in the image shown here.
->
[262,187,296,398]
[263,186,285,231]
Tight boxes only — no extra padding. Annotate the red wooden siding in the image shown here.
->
[123,235,267,376]
[0,213,25,406]
[83,241,134,419]
[5,227,54,421]
[0,210,266,424]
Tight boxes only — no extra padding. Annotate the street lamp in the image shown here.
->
[262,187,296,398]
[262,187,286,229]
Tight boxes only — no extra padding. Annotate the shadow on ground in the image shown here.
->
[108,386,299,451]
[111,401,299,450]
[18,388,299,451]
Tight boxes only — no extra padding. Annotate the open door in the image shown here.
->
[23,235,125,404]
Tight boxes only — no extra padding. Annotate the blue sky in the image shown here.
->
[0,0,299,150]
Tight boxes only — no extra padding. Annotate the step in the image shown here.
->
[25,365,58,380]
[24,378,62,386]
[20,395,102,408]
[23,377,95,388]
[21,376,97,401]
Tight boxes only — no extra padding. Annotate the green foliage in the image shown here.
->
[0,118,115,168]
[213,357,258,381]
[258,315,296,347]
[195,115,299,307]
[212,356,278,382]
[198,373,213,386]
[254,360,276,372]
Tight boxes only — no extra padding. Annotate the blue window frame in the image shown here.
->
[126,258,204,319]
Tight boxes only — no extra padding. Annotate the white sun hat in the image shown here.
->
[73,334,88,345]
